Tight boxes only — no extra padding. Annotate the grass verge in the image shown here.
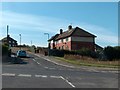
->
[55,57,120,68]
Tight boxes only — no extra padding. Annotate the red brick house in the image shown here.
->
[48,25,96,51]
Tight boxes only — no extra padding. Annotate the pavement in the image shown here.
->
[1,52,119,88]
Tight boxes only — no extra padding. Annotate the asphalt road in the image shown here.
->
[2,52,119,88]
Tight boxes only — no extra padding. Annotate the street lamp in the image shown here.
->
[44,33,50,56]
[44,33,49,40]
[19,34,21,50]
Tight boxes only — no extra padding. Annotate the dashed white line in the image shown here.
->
[35,75,47,78]
[49,68,55,70]
[37,62,40,64]
[2,73,15,76]
[32,59,36,62]
[18,74,32,77]
[60,76,75,88]
[44,67,49,69]
[33,59,40,65]
[50,76,61,79]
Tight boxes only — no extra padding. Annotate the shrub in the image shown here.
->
[103,46,120,60]
[2,44,9,55]
[49,48,99,58]
[75,48,99,58]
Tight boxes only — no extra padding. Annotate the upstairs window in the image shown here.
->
[61,39,63,43]
[66,38,68,42]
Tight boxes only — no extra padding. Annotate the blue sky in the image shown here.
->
[0,2,118,47]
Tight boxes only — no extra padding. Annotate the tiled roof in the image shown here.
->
[48,34,59,41]
[55,28,75,40]
[49,26,96,41]
[1,36,17,42]
[56,27,96,40]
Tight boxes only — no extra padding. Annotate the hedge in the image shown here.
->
[2,44,9,55]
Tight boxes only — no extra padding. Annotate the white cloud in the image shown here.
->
[0,10,118,47]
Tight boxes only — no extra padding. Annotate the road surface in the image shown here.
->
[2,52,119,88]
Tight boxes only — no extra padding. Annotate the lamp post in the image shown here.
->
[44,33,50,56]
[19,34,21,50]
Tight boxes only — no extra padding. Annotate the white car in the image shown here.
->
[17,50,27,57]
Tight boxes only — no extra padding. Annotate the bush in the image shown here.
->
[49,49,64,57]
[104,46,120,60]
[49,48,99,58]
[2,44,9,55]
[75,48,99,58]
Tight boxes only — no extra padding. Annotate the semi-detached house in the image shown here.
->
[48,25,97,51]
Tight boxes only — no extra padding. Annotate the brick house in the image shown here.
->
[1,35,18,47]
[48,25,97,51]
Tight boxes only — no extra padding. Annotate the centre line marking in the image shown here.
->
[36,62,40,65]
[60,76,75,88]
[35,75,47,78]
[50,76,61,79]
[18,74,31,77]
[2,73,15,77]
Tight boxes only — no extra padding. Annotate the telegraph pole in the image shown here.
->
[19,34,21,50]
[44,33,50,56]
[7,25,9,46]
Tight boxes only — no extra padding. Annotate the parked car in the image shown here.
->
[17,50,27,57]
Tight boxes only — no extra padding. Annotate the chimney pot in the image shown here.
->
[60,29,63,34]
[68,25,72,30]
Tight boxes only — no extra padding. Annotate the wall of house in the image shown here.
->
[71,37,94,42]
[71,41,95,51]
[55,37,71,50]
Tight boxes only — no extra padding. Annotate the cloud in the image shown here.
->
[0,10,118,47]
[1,11,70,33]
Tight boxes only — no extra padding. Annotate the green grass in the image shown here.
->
[55,57,119,68]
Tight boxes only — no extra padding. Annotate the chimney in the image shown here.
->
[68,25,72,30]
[60,29,63,34]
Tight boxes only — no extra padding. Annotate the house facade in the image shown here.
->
[1,35,18,47]
[48,25,96,51]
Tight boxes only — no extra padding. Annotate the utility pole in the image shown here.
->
[44,33,50,56]
[7,25,9,46]
[7,25,9,36]
[19,34,21,50]
[31,40,32,46]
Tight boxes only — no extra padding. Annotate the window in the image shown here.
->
[61,39,63,43]
[9,41,11,43]
[66,38,68,42]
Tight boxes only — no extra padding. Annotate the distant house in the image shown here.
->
[1,35,18,47]
[48,25,97,51]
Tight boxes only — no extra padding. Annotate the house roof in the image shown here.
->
[1,36,17,42]
[55,27,96,40]
[48,26,96,41]
[48,34,59,41]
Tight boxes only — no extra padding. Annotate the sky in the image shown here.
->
[0,2,118,47]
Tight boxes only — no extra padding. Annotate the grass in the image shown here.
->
[55,57,120,68]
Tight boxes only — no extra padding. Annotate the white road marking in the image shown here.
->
[44,67,49,69]
[2,73,15,76]
[18,74,31,77]
[33,59,36,62]
[33,59,40,65]
[60,76,75,88]
[35,55,75,68]
[49,68,55,70]
[36,62,40,65]
[35,75,47,78]
[50,76,61,79]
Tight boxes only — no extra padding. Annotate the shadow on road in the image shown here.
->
[2,55,28,65]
